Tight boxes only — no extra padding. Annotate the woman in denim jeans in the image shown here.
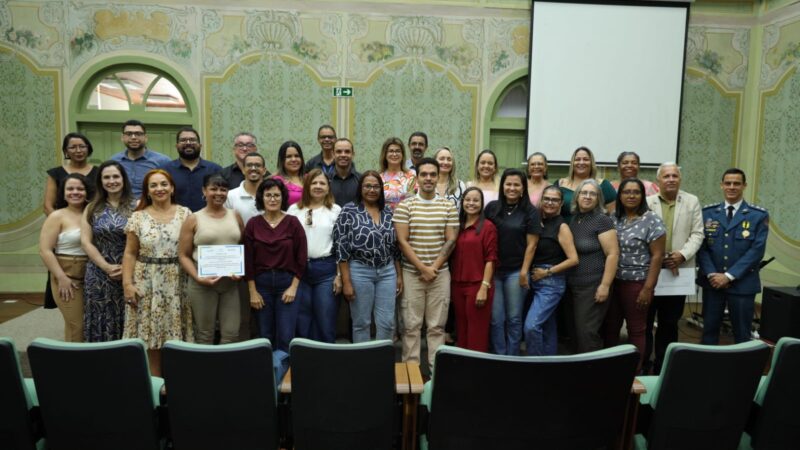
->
[287,169,342,343]
[485,169,542,355]
[523,185,578,355]
[335,171,402,342]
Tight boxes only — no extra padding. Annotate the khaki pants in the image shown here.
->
[51,255,88,342]
[188,277,240,344]
[400,268,451,368]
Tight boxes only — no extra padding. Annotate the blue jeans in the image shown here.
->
[701,288,754,344]
[491,269,528,355]
[348,260,397,343]
[254,270,298,352]
[297,256,338,343]
[524,266,566,356]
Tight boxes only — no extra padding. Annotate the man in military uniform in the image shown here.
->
[697,168,769,344]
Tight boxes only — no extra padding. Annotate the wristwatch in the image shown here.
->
[546,268,553,277]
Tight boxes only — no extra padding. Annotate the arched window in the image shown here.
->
[86,70,187,112]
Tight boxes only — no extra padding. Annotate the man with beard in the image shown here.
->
[328,138,361,207]
[160,126,222,212]
[111,119,171,198]
[220,132,269,189]
[225,152,268,341]
[405,131,429,172]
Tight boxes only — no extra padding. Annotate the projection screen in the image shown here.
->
[527,0,690,166]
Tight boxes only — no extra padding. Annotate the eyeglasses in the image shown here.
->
[529,162,545,167]
[67,145,88,151]
[235,143,256,149]
[263,193,281,200]
[178,138,198,144]
[387,149,403,154]
[123,131,145,138]
[363,184,382,192]
[620,189,642,196]
[245,162,264,169]
[578,190,598,198]
[541,196,561,204]
[318,135,336,141]
[305,209,313,226]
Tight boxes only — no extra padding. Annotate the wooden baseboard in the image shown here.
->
[0,293,44,305]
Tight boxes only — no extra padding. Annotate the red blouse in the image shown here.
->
[244,215,307,280]
[450,219,498,283]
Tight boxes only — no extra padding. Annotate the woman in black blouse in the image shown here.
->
[484,168,541,355]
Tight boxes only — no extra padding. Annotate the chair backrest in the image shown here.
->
[750,337,800,449]
[645,340,770,450]
[426,344,640,450]
[0,337,39,450]
[289,338,396,450]
[161,339,278,450]
[27,338,161,450]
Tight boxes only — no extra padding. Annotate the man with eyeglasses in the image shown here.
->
[305,125,357,176]
[220,132,269,189]
[111,119,171,197]
[225,152,268,341]
[160,126,222,211]
[329,138,361,207]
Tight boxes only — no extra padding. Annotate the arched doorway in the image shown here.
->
[486,74,528,173]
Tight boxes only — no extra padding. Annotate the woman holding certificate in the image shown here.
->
[244,178,308,352]
[178,173,245,345]
[122,169,193,375]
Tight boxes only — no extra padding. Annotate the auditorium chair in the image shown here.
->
[634,340,769,450]
[420,344,640,450]
[161,338,278,450]
[27,338,164,450]
[740,337,800,450]
[0,337,43,450]
[288,338,396,450]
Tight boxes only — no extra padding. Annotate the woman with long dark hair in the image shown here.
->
[485,168,541,355]
[81,161,135,341]
[271,140,305,206]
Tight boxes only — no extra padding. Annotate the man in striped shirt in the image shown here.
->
[394,157,459,369]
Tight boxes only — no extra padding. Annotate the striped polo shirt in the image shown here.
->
[392,195,459,273]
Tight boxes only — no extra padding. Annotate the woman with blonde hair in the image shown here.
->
[468,149,500,206]
[558,146,617,218]
[433,147,466,207]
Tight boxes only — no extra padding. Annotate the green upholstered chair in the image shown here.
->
[27,338,164,450]
[635,340,769,450]
[739,337,800,450]
[420,344,640,450]
[161,338,278,450]
[288,338,396,450]
[0,337,43,450]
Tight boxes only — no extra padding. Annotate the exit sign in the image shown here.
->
[333,87,353,97]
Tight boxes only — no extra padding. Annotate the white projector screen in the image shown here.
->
[527,0,689,166]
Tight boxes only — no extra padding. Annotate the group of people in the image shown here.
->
[39,119,769,375]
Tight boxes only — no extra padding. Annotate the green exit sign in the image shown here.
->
[333,87,353,97]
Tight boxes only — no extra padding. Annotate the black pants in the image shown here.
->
[644,295,686,374]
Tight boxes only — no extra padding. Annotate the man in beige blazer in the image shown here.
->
[644,163,704,374]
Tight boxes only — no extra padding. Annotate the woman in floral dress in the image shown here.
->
[122,169,193,376]
[81,161,135,341]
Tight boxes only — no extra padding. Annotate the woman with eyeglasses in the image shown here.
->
[604,178,665,370]
[379,137,416,210]
[178,173,245,345]
[244,178,307,352]
[287,169,342,343]
[558,146,617,219]
[335,170,402,342]
[567,179,619,354]
[485,168,541,355]
[523,185,579,355]
[527,152,549,208]
[611,151,659,196]
[81,161,135,342]
[271,140,306,206]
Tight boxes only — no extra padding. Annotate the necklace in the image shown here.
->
[504,203,519,215]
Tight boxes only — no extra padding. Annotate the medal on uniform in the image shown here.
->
[742,220,750,238]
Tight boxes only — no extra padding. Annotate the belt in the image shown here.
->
[138,256,179,264]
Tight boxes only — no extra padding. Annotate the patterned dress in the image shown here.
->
[122,206,194,348]
[83,204,130,342]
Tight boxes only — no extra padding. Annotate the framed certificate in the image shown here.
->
[197,245,245,277]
